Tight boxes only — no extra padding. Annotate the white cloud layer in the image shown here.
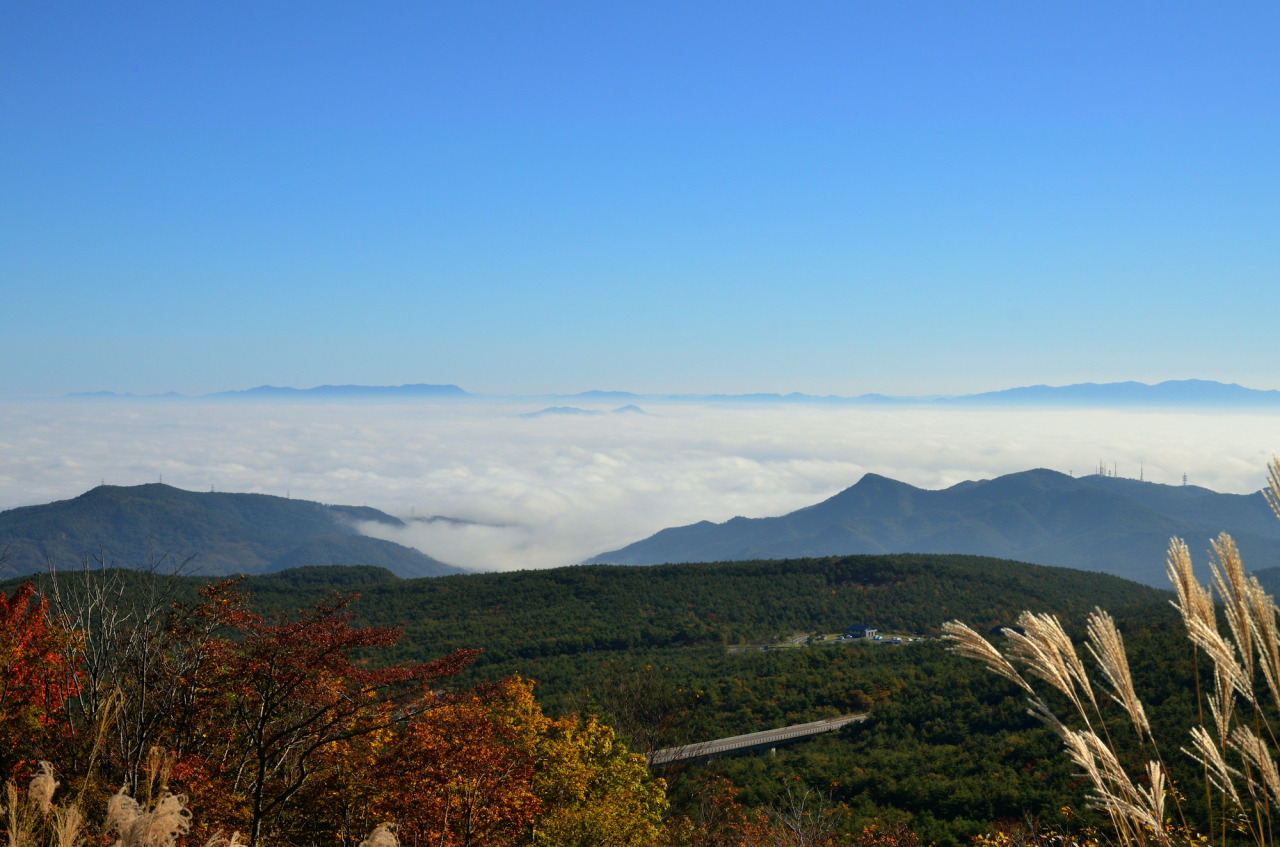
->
[1,400,1277,571]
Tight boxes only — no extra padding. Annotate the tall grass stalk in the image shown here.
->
[946,457,1280,847]
[2,764,82,847]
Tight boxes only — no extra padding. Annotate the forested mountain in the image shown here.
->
[588,468,1280,586]
[0,483,461,578]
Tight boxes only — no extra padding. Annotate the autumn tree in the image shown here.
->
[205,587,477,846]
[42,554,204,788]
[0,580,77,783]
[657,777,770,847]
[532,712,667,847]
[368,676,670,847]
[374,677,544,847]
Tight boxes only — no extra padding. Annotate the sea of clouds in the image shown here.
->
[1,399,1277,572]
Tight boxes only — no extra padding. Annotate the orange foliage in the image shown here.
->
[375,678,543,847]
[0,582,77,780]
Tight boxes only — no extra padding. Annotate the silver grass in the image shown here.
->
[1059,730,1116,809]
[104,788,191,847]
[1242,576,1280,709]
[1083,730,1142,808]
[104,790,141,839]
[1059,728,1104,794]
[1205,691,1236,755]
[1185,725,1243,806]
[1183,614,1252,704]
[1211,534,1255,683]
[1027,696,1069,735]
[200,831,246,847]
[1091,795,1163,843]
[1139,760,1167,825]
[1003,613,1093,717]
[1229,726,1280,808]
[1167,538,1216,634]
[53,802,85,847]
[1057,728,1162,843]
[941,621,1034,694]
[1024,611,1097,706]
[6,781,34,847]
[1086,609,1151,738]
[1265,457,1280,522]
[358,824,400,847]
[29,762,59,816]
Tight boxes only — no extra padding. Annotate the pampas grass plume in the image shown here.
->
[29,763,59,817]
[200,831,246,847]
[358,824,400,847]
[941,620,1033,694]
[1086,610,1150,738]
[104,788,191,847]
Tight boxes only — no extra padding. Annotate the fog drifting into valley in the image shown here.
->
[2,400,1276,571]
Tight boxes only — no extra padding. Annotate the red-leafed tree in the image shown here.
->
[0,580,78,782]
[202,586,478,846]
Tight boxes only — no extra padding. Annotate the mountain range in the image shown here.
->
[65,379,1280,407]
[585,469,1280,587]
[0,484,462,579]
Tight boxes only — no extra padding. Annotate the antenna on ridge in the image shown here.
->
[1183,473,1188,487]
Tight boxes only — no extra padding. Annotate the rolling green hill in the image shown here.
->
[316,554,1166,666]
[0,484,461,579]
[5,553,1164,670]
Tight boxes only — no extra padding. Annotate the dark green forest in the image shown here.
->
[6,554,1189,845]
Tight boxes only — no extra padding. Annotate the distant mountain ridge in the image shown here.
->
[586,469,1280,587]
[65,379,1280,407]
[0,484,462,579]
[68,383,468,401]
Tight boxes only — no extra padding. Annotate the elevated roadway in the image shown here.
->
[647,713,866,767]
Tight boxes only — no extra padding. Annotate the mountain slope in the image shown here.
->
[0,484,461,579]
[586,469,1280,586]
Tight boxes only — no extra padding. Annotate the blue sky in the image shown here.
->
[3,1,1279,397]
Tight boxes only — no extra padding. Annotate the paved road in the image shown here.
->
[647,713,866,766]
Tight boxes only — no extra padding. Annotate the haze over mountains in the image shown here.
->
[0,484,462,579]
[586,469,1280,587]
[65,379,1280,407]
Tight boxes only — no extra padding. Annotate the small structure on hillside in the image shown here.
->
[847,624,877,639]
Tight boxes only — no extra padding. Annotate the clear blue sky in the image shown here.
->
[3,1,1278,397]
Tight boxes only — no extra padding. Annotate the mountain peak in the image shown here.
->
[585,467,1280,585]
